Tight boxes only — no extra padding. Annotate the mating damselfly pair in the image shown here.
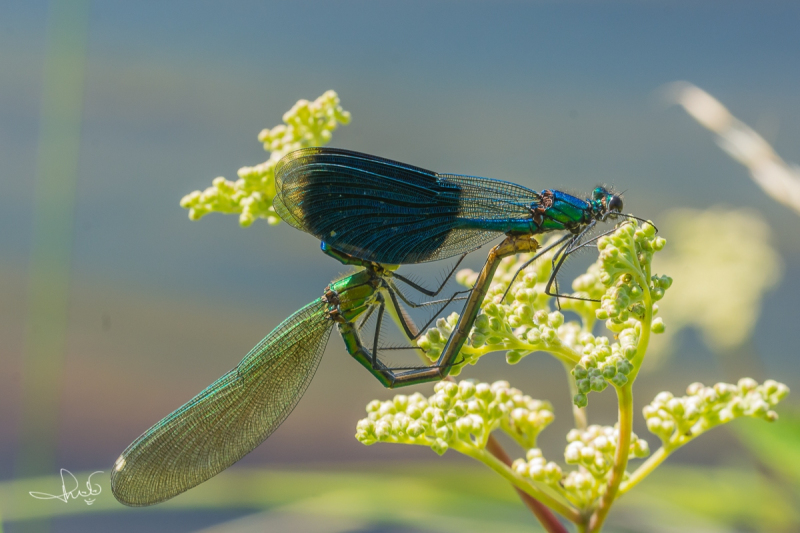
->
[112,147,641,506]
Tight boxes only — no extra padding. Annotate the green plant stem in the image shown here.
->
[462,341,581,366]
[619,445,671,495]
[458,445,581,524]
[628,239,653,382]
[549,346,582,366]
[583,236,655,530]
[587,383,633,533]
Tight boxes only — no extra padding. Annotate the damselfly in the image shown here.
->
[111,254,464,506]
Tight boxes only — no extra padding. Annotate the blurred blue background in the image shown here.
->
[2,1,799,532]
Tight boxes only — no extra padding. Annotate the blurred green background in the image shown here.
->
[2,1,799,532]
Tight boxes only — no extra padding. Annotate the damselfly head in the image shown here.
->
[591,186,623,219]
[608,194,623,213]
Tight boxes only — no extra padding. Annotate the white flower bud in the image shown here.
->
[565,442,582,463]
[526,448,543,461]
[580,446,596,461]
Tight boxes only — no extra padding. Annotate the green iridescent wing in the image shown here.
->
[111,299,332,506]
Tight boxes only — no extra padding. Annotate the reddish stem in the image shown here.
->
[486,435,569,533]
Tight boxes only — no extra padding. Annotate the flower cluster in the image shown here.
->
[354,218,790,530]
[569,223,670,406]
[595,222,668,326]
[416,236,582,374]
[355,380,554,455]
[180,90,351,226]
[512,448,563,488]
[416,222,670,409]
[644,378,790,447]
[513,425,649,508]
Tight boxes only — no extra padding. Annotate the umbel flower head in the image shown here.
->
[644,378,790,447]
[356,380,554,455]
[180,90,351,226]
[356,379,654,510]
[416,233,593,375]
[417,221,670,408]
[356,219,789,528]
[571,221,672,406]
[513,424,650,509]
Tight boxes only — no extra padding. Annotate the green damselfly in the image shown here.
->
[111,253,466,506]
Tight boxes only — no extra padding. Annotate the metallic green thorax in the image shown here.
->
[324,270,379,323]
[322,264,429,389]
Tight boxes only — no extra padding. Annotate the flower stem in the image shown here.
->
[587,383,633,533]
[619,445,671,495]
[486,436,569,533]
[459,444,581,524]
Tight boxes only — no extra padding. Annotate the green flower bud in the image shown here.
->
[458,380,476,399]
[526,328,542,344]
[574,393,588,408]
[484,303,500,317]
[431,438,449,455]
[513,460,530,476]
[633,439,650,457]
[548,311,564,327]
[436,425,454,441]
[406,421,425,438]
[611,373,628,387]
[533,310,549,325]
[541,327,557,344]
[393,395,408,411]
[590,376,608,392]
[617,360,633,375]
[506,350,524,365]
[476,383,493,401]
[378,401,397,417]
[474,314,490,330]
[738,378,758,393]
